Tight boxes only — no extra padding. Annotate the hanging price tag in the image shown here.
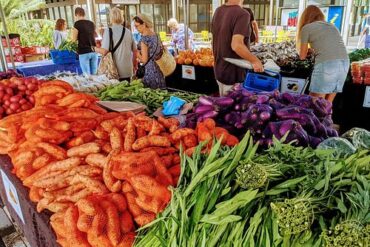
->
[363,86,370,108]
[182,65,196,80]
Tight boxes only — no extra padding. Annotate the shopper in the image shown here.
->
[71,7,98,76]
[297,5,349,103]
[359,12,370,48]
[212,0,263,96]
[133,14,165,89]
[167,18,194,51]
[94,7,137,81]
[243,7,259,44]
[53,19,68,49]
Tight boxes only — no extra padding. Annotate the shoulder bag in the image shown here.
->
[135,37,158,79]
[155,35,176,77]
[97,27,125,79]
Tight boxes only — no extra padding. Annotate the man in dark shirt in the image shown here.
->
[211,0,263,96]
[71,7,98,75]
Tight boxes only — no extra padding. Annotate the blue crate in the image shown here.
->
[49,50,78,65]
[243,70,281,92]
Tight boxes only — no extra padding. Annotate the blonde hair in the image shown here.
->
[110,7,124,25]
[167,18,178,29]
[296,5,325,48]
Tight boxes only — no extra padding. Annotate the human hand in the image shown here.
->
[252,60,264,73]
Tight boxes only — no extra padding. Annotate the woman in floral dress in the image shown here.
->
[133,14,165,89]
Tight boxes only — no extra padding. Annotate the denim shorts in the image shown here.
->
[310,59,349,94]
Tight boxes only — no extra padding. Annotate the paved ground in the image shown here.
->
[0,207,29,247]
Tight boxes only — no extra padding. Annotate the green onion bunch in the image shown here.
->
[235,161,281,189]
[271,198,314,235]
[322,220,365,247]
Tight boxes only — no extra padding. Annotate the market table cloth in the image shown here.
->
[16,59,83,77]
[0,155,57,247]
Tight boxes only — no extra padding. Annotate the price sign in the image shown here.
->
[182,65,196,80]
[1,170,25,224]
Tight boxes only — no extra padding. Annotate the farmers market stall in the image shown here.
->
[0,69,369,247]
[16,60,82,77]
[332,48,370,132]
[0,155,58,247]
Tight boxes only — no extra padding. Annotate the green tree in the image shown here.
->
[0,0,22,17]
[9,0,46,19]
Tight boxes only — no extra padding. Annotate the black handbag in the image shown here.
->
[135,37,158,79]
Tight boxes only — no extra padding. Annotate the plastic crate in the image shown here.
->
[49,49,78,64]
[243,70,281,92]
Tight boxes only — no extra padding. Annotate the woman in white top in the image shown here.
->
[53,19,68,49]
[94,7,137,81]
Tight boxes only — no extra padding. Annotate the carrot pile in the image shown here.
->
[0,80,239,247]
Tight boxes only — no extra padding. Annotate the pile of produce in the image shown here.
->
[0,80,238,247]
[349,48,370,62]
[0,76,41,119]
[5,19,54,48]
[97,80,201,114]
[176,48,214,67]
[250,41,314,72]
[0,70,20,80]
[38,73,121,94]
[187,87,338,147]
[58,40,78,52]
[135,133,370,247]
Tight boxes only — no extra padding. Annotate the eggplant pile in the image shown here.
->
[187,86,338,147]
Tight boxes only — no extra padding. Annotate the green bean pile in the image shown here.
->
[97,80,201,115]
[135,134,370,247]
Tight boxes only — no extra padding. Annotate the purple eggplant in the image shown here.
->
[215,97,234,107]
[256,95,270,104]
[308,135,323,148]
[296,114,317,135]
[199,110,218,119]
[259,111,271,121]
[234,104,241,111]
[198,96,214,106]
[278,120,296,137]
[195,105,215,114]
[241,89,254,97]
[269,98,286,110]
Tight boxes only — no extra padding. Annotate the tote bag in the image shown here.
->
[98,27,125,79]
[155,36,176,77]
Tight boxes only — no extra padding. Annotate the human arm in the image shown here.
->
[231,34,263,72]
[131,33,138,71]
[299,43,309,60]
[137,42,149,64]
[71,27,78,42]
[252,21,259,43]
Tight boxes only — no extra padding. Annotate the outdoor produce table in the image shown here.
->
[165,64,218,95]
[16,60,82,77]
[0,155,57,247]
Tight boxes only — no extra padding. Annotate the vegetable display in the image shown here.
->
[58,40,78,53]
[0,76,41,119]
[97,80,201,114]
[0,80,238,247]
[188,87,338,147]
[0,70,20,80]
[38,73,122,94]
[349,48,370,62]
[135,134,370,247]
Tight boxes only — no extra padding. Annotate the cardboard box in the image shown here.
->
[2,37,20,47]
[23,54,45,63]
[4,46,22,56]
[6,54,24,63]
[280,77,308,94]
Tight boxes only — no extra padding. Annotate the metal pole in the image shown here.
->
[0,34,8,72]
[269,0,274,26]
[184,0,189,50]
[274,0,279,41]
[171,0,177,19]
[298,0,306,21]
[342,0,353,46]
[0,1,15,70]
